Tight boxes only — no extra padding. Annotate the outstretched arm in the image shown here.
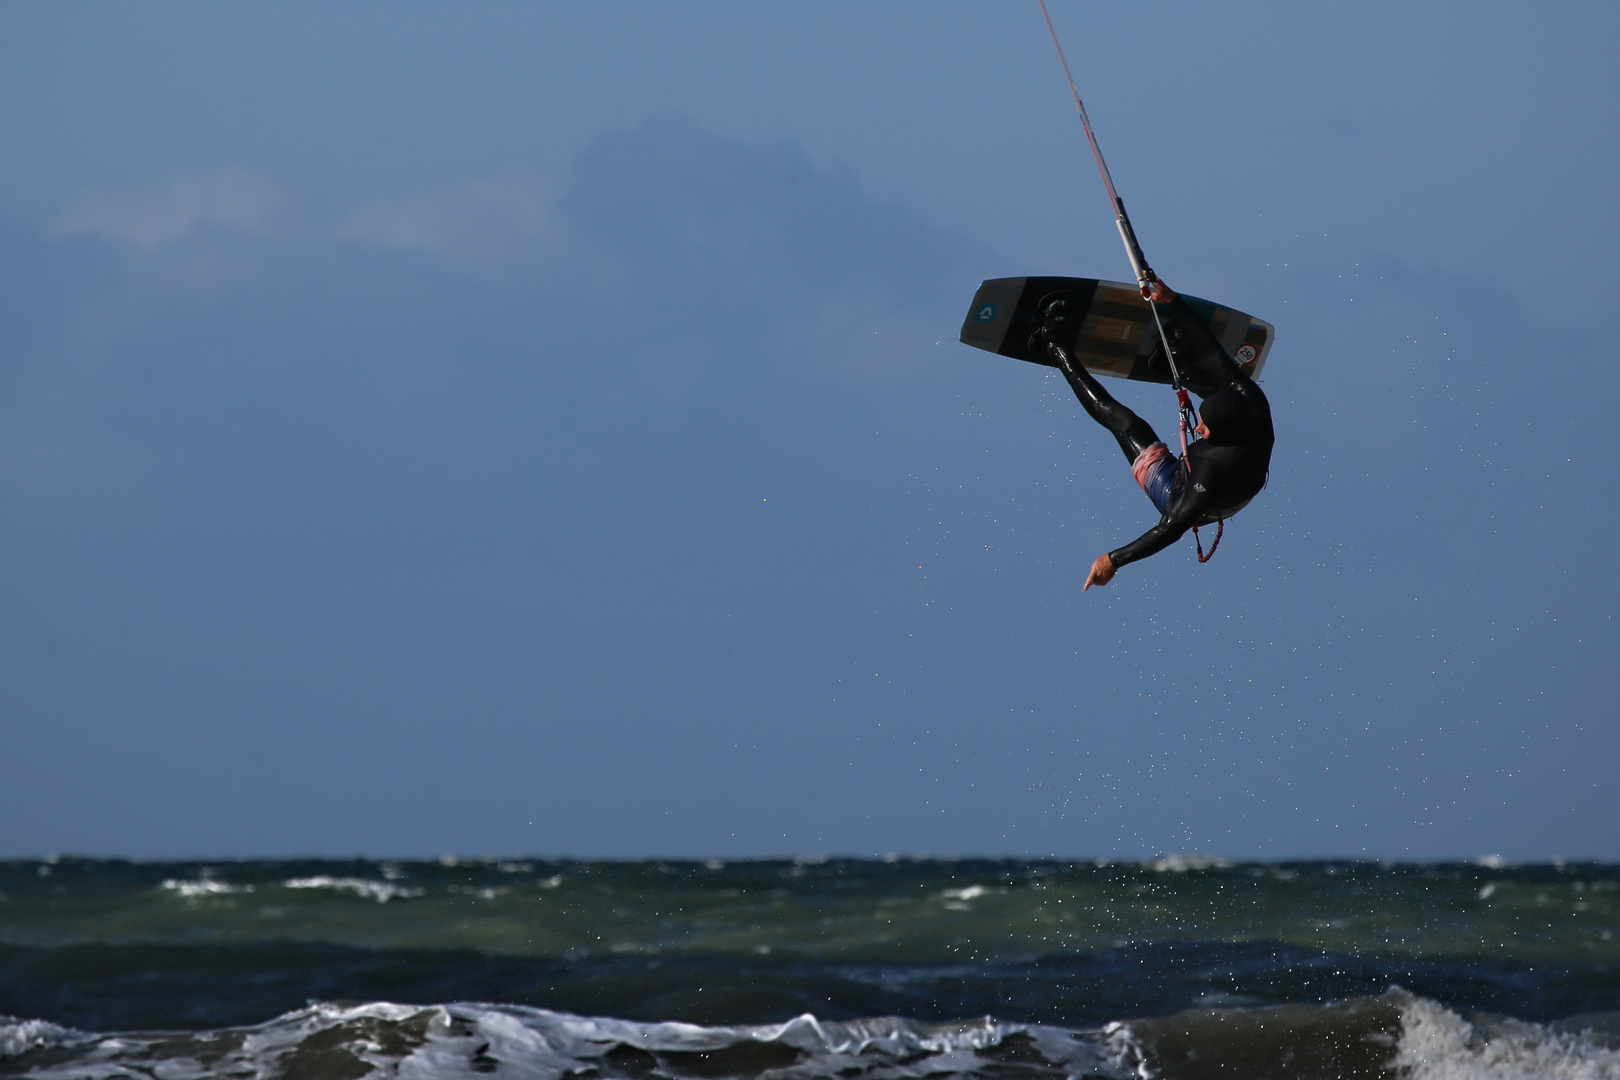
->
[1086,466,1222,586]
[1106,505,1199,569]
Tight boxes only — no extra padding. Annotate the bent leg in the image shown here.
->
[1048,342,1160,464]
[1159,295,1246,399]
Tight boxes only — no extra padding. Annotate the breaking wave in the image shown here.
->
[4,991,1618,1080]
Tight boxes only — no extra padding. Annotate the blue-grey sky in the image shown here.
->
[1,2,1614,861]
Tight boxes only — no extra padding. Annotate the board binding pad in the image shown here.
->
[959,277,1274,385]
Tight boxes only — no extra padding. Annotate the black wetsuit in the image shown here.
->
[1042,293,1274,568]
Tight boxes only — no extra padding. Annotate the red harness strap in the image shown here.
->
[1194,518,1224,563]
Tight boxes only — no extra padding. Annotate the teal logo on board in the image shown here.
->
[974,304,999,323]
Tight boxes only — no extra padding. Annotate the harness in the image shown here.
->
[1039,0,1228,561]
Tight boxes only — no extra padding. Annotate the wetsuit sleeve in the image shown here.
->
[1106,456,1220,568]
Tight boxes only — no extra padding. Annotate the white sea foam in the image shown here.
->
[281,876,423,902]
[160,878,255,898]
[939,883,1001,910]
[0,1017,77,1058]
[0,1002,1119,1080]
[1396,995,1620,1080]
[941,885,991,901]
[10,996,1620,1080]
[1148,855,1234,873]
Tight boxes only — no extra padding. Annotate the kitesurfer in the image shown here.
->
[1036,281,1274,589]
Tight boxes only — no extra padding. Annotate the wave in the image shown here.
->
[0,1003,1110,1080]
[1116,991,1620,1079]
[1393,995,1620,1080]
[4,991,1619,1080]
[280,876,424,903]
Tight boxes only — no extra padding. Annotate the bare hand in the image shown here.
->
[1145,279,1175,303]
[1084,553,1117,590]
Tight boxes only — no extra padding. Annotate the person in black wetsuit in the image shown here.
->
[1036,281,1274,590]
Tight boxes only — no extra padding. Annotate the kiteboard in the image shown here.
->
[958,277,1274,386]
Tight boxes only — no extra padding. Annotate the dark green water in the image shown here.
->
[6,857,1616,962]
[2,858,1617,1079]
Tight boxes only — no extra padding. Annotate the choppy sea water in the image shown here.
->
[2,858,1616,1078]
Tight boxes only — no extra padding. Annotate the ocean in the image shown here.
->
[1,857,1616,1079]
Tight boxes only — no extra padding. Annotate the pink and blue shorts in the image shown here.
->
[1131,442,1179,514]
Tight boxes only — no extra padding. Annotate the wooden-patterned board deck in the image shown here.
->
[959,277,1274,384]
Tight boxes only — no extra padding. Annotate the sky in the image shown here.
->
[1,2,1615,861]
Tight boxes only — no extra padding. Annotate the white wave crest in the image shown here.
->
[160,878,255,898]
[0,1016,78,1059]
[939,884,1001,910]
[0,1002,1119,1080]
[1396,995,1620,1080]
[281,876,423,902]
[18,995,1619,1080]
[1148,855,1234,873]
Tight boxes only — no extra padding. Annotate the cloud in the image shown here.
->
[51,167,287,249]
[555,114,994,390]
[565,115,981,311]
[336,176,563,264]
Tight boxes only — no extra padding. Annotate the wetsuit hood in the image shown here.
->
[1197,389,1248,445]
